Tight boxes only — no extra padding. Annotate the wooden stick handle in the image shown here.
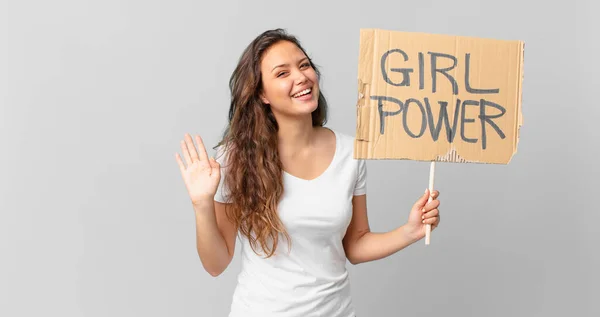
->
[426,161,436,245]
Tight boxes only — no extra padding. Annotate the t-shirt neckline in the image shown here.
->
[283,128,339,182]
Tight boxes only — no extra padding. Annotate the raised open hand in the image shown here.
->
[175,133,221,205]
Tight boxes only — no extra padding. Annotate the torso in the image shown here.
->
[215,128,366,317]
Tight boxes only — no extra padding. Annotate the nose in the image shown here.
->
[294,69,308,85]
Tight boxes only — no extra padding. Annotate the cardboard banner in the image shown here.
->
[354,29,524,164]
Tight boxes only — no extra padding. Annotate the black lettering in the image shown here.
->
[418,52,425,90]
[479,99,506,150]
[402,98,426,138]
[429,52,458,95]
[460,100,479,143]
[372,95,404,135]
[381,49,412,87]
[424,98,461,142]
[465,53,500,94]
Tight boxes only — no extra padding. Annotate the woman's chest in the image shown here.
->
[277,175,355,237]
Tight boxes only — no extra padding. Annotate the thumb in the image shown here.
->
[414,188,430,208]
[209,157,220,169]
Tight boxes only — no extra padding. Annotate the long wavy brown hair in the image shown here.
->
[214,28,328,258]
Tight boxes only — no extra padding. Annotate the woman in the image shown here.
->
[175,28,441,317]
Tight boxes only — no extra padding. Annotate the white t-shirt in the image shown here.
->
[214,128,366,317]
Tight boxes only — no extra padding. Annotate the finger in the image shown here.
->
[180,140,193,166]
[422,199,440,212]
[195,135,210,162]
[422,216,438,225]
[209,157,221,178]
[422,208,439,220]
[209,156,220,169]
[184,133,200,162]
[432,215,440,229]
[431,190,440,199]
[414,188,430,209]
[175,153,186,175]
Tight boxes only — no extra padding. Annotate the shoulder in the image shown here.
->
[327,127,366,170]
[329,128,358,157]
[327,128,368,194]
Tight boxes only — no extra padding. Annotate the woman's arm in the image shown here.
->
[342,190,440,265]
[193,199,237,276]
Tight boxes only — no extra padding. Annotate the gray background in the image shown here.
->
[1,0,598,316]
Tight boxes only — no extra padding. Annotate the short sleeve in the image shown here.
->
[213,146,230,203]
[353,159,367,196]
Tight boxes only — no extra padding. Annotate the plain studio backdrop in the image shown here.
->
[1,0,598,316]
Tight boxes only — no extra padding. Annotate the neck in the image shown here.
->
[276,114,317,156]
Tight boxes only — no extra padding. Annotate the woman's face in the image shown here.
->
[259,40,319,122]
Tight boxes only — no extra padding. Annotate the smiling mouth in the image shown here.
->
[292,88,312,98]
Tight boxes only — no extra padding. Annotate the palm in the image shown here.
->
[175,134,221,204]
[408,207,426,231]
[407,205,427,239]
[183,160,220,201]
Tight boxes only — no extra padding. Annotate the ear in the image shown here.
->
[260,91,270,105]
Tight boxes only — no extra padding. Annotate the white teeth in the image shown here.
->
[293,88,311,98]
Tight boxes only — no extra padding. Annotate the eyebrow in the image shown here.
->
[271,57,309,73]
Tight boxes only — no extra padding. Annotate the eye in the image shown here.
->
[300,62,311,69]
[276,71,287,78]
